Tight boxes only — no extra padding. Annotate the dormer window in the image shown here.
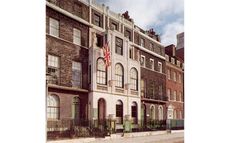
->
[171,57,175,64]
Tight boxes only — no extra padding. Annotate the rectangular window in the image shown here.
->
[151,81,155,98]
[115,37,123,55]
[111,22,118,31]
[171,57,175,64]
[96,34,103,48]
[167,89,171,100]
[179,92,182,101]
[150,59,154,70]
[140,38,145,47]
[73,28,81,45]
[47,55,60,84]
[94,13,101,27]
[129,46,134,59]
[167,69,171,79]
[125,29,131,41]
[158,62,162,73]
[141,79,146,97]
[165,55,169,61]
[174,91,177,101]
[49,18,59,37]
[140,55,145,67]
[178,74,182,83]
[177,60,181,67]
[72,61,82,88]
[173,72,176,81]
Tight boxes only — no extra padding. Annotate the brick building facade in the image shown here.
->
[46,0,184,138]
[165,44,184,122]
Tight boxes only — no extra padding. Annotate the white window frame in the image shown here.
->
[140,38,144,47]
[173,71,176,81]
[49,18,59,37]
[158,105,163,120]
[73,28,81,45]
[140,55,145,67]
[72,61,82,88]
[171,57,175,64]
[150,58,154,70]
[167,89,171,101]
[174,91,177,101]
[158,62,162,73]
[178,74,182,83]
[177,60,181,67]
[150,105,155,120]
[165,55,169,61]
[167,69,170,79]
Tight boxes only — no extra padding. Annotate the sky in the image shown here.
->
[96,0,184,46]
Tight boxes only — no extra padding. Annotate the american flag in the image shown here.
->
[103,41,111,67]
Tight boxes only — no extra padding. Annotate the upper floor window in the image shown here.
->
[178,74,182,83]
[167,69,170,79]
[130,68,138,91]
[47,94,60,120]
[150,59,154,70]
[129,46,134,59]
[140,38,145,47]
[115,37,123,55]
[115,63,124,88]
[47,55,60,83]
[173,71,176,81]
[96,58,107,85]
[93,13,102,27]
[158,62,162,73]
[171,57,175,64]
[167,89,171,100]
[179,92,182,101]
[96,34,103,48]
[165,55,169,61]
[73,28,81,45]
[174,91,177,101]
[177,60,181,67]
[140,55,145,67]
[111,22,118,31]
[49,18,59,37]
[125,29,131,41]
[72,61,82,88]
[141,79,146,97]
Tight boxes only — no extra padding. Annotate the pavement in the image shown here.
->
[47,130,184,143]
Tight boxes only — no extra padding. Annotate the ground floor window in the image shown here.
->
[47,94,60,120]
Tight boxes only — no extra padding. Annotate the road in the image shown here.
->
[89,132,184,143]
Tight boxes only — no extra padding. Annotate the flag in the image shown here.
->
[103,41,111,67]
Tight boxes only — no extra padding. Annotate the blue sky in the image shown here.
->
[96,0,184,46]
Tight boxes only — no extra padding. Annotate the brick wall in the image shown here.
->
[46,7,89,89]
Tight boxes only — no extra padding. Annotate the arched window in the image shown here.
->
[150,105,155,120]
[47,94,60,120]
[130,68,138,90]
[158,105,163,120]
[72,97,80,125]
[115,63,124,88]
[131,101,138,124]
[116,100,123,124]
[97,58,107,85]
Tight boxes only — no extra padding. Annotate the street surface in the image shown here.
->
[89,132,184,143]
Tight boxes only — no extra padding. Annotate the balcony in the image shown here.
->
[142,94,168,101]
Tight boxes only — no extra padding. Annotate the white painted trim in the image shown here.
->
[140,55,146,67]
[132,43,165,60]
[46,34,89,50]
